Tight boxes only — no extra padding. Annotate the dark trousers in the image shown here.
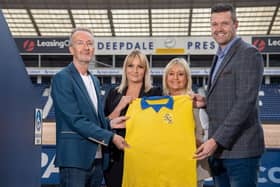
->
[59,159,103,187]
[104,151,124,187]
[209,156,261,187]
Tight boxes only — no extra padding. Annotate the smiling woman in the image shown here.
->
[162,57,211,187]
[103,50,162,187]
[162,58,192,96]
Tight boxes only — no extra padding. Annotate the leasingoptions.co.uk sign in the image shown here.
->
[15,38,70,53]
[252,36,280,53]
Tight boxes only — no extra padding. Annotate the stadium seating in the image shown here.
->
[259,84,280,123]
[33,83,49,95]
[35,83,280,123]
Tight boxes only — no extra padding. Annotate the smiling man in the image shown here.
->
[51,27,129,187]
[194,3,265,187]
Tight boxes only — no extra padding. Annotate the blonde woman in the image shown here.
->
[104,50,162,187]
[163,58,210,187]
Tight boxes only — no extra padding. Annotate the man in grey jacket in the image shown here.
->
[193,3,265,187]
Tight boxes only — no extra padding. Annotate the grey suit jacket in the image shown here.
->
[206,38,265,159]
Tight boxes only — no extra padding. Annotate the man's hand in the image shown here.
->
[110,116,129,129]
[193,138,218,160]
[112,134,130,150]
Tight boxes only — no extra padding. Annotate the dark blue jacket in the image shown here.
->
[51,62,113,170]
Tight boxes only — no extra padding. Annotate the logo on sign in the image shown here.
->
[41,149,59,184]
[36,109,42,131]
[23,40,35,52]
[164,38,176,48]
[259,166,280,184]
[253,39,266,52]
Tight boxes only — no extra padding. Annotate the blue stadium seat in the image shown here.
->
[259,84,280,123]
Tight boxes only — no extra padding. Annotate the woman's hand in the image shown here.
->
[116,96,133,111]
[110,116,129,129]
[189,93,206,108]
[108,96,133,119]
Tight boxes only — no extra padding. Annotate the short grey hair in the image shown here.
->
[69,27,94,46]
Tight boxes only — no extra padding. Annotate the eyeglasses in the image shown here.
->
[73,40,94,48]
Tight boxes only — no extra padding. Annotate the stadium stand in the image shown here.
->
[33,83,49,95]
[259,84,280,123]
[40,83,280,124]
[1,0,279,186]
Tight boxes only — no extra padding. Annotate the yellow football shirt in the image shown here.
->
[122,95,197,187]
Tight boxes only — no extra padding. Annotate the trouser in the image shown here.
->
[208,156,261,187]
[59,159,103,187]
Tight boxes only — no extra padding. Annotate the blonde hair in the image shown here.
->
[162,58,192,95]
[117,50,152,93]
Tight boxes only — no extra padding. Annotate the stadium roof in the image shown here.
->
[0,0,279,37]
